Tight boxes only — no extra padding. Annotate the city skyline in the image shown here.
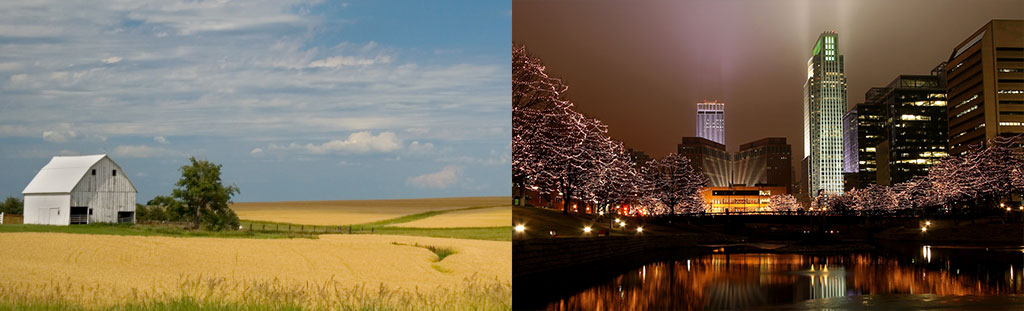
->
[512,0,1024,171]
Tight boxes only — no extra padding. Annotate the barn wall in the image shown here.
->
[71,157,137,224]
[23,194,70,225]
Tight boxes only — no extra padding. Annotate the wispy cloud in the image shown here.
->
[407,165,463,189]
[112,145,179,158]
[267,131,403,155]
[0,0,511,201]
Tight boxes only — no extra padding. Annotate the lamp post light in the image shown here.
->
[514,224,525,234]
[636,226,644,234]
[583,226,592,235]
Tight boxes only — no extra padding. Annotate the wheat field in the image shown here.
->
[230,196,508,225]
[394,205,512,228]
[0,232,510,308]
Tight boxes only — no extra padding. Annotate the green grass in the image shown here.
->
[368,226,511,241]
[359,205,501,227]
[0,276,510,311]
[390,242,457,262]
[0,223,316,239]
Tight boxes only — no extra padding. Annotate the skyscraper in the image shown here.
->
[873,72,948,185]
[696,101,725,145]
[803,31,847,196]
[945,20,1024,155]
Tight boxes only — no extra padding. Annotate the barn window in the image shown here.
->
[89,208,93,215]
[113,170,117,176]
[92,169,96,175]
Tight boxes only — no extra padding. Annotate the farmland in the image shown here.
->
[0,197,513,310]
[231,196,509,226]
[394,205,511,228]
[0,233,510,310]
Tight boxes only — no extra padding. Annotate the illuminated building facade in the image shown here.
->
[678,137,732,187]
[844,99,886,190]
[733,137,792,194]
[946,20,1024,155]
[700,186,787,213]
[804,31,847,196]
[873,73,949,185]
[696,101,726,145]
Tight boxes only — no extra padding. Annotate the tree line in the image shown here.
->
[513,45,709,216]
[815,135,1024,214]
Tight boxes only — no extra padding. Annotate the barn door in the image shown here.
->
[48,208,60,225]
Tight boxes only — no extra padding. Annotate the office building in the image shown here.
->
[804,31,847,196]
[677,137,732,187]
[873,73,949,185]
[733,137,792,194]
[696,101,726,145]
[946,20,1024,155]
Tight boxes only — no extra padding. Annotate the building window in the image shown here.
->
[91,169,96,175]
[113,170,117,176]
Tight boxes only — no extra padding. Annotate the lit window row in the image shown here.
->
[907,100,946,107]
[954,105,979,119]
[998,89,1024,94]
[955,94,979,109]
[1001,122,1024,127]
[900,114,932,121]
[999,68,1024,73]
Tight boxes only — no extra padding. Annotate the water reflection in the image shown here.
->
[547,247,1023,310]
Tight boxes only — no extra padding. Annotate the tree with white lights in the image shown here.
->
[767,194,800,212]
[643,153,708,215]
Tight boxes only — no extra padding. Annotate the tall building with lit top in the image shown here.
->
[803,31,847,196]
[696,101,725,145]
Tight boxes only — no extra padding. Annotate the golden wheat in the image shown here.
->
[230,196,509,225]
[0,232,510,307]
[393,205,512,228]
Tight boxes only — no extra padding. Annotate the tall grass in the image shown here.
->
[0,275,510,311]
[391,242,457,262]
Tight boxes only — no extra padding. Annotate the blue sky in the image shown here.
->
[0,1,511,202]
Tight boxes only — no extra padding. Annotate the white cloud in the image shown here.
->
[101,56,122,64]
[113,145,175,158]
[153,136,169,144]
[407,166,463,189]
[270,131,402,154]
[308,55,391,68]
[42,129,78,143]
[407,141,434,154]
[249,147,263,156]
[57,150,79,156]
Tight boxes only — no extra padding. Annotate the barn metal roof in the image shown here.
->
[23,154,109,194]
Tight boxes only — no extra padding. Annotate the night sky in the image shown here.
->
[513,0,1024,167]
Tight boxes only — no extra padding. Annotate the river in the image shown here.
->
[526,244,1024,310]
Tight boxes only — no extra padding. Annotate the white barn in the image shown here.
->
[22,154,137,225]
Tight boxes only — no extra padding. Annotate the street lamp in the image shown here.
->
[636,226,644,233]
[583,226,592,234]
[514,224,525,233]
[921,226,927,232]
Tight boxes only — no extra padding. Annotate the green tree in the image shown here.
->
[1,196,23,214]
[171,157,240,230]
[147,195,187,221]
